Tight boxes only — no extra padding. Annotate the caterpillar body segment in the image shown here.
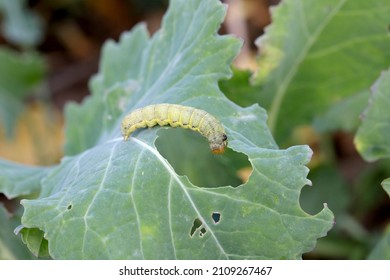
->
[121,104,227,154]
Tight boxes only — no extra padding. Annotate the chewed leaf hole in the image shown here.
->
[67,204,73,210]
[189,218,202,237]
[211,212,221,224]
[189,218,207,237]
[156,129,251,188]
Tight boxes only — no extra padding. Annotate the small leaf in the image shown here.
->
[355,68,390,161]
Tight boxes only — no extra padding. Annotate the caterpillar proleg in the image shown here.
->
[121,104,227,154]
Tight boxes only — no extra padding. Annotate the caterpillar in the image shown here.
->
[121,103,227,154]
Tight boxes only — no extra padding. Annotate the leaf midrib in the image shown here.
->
[268,0,348,133]
[131,137,229,259]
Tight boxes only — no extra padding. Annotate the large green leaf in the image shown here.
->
[355,68,390,161]
[15,0,333,259]
[253,0,390,143]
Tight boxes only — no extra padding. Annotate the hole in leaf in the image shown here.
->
[199,228,206,237]
[211,212,221,224]
[189,218,202,237]
[67,204,73,210]
[300,165,349,216]
[219,70,262,108]
[156,128,251,188]
[18,227,50,258]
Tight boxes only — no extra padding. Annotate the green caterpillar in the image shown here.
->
[121,103,227,154]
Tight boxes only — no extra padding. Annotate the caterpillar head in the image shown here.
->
[210,133,228,154]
